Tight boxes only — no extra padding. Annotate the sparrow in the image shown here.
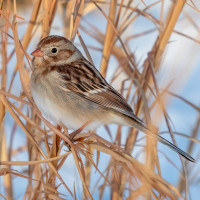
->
[30,35,195,162]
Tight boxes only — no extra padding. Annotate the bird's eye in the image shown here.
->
[51,48,58,54]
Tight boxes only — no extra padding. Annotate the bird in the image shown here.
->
[30,35,195,162]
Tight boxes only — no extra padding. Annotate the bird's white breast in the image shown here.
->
[31,74,104,130]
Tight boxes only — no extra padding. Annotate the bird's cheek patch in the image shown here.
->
[59,49,75,59]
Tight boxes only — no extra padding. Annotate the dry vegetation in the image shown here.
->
[0,0,199,199]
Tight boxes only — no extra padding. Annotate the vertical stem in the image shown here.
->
[0,5,13,196]
[100,0,117,77]
[1,125,13,200]
[42,0,57,38]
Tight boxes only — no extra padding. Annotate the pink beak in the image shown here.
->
[31,48,44,57]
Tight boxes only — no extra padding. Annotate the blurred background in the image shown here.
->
[0,0,200,199]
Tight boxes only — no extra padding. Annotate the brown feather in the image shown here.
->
[49,59,144,124]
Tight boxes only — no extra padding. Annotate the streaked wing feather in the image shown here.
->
[81,89,144,125]
[57,59,144,125]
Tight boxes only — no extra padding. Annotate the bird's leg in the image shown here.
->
[59,123,71,150]
[61,122,90,151]
[70,121,91,140]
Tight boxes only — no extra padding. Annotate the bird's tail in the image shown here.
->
[130,119,195,162]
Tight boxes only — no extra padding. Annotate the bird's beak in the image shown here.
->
[31,48,44,57]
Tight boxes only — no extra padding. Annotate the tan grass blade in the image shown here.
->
[0,125,13,200]
[71,148,93,200]
[154,0,186,70]
[0,152,70,166]
[63,0,74,39]
[22,0,42,49]
[100,0,117,77]
[88,143,182,199]
[70,0,84,42]
[42,0,57,38]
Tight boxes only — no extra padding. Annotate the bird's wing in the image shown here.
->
[56,59,144,125]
